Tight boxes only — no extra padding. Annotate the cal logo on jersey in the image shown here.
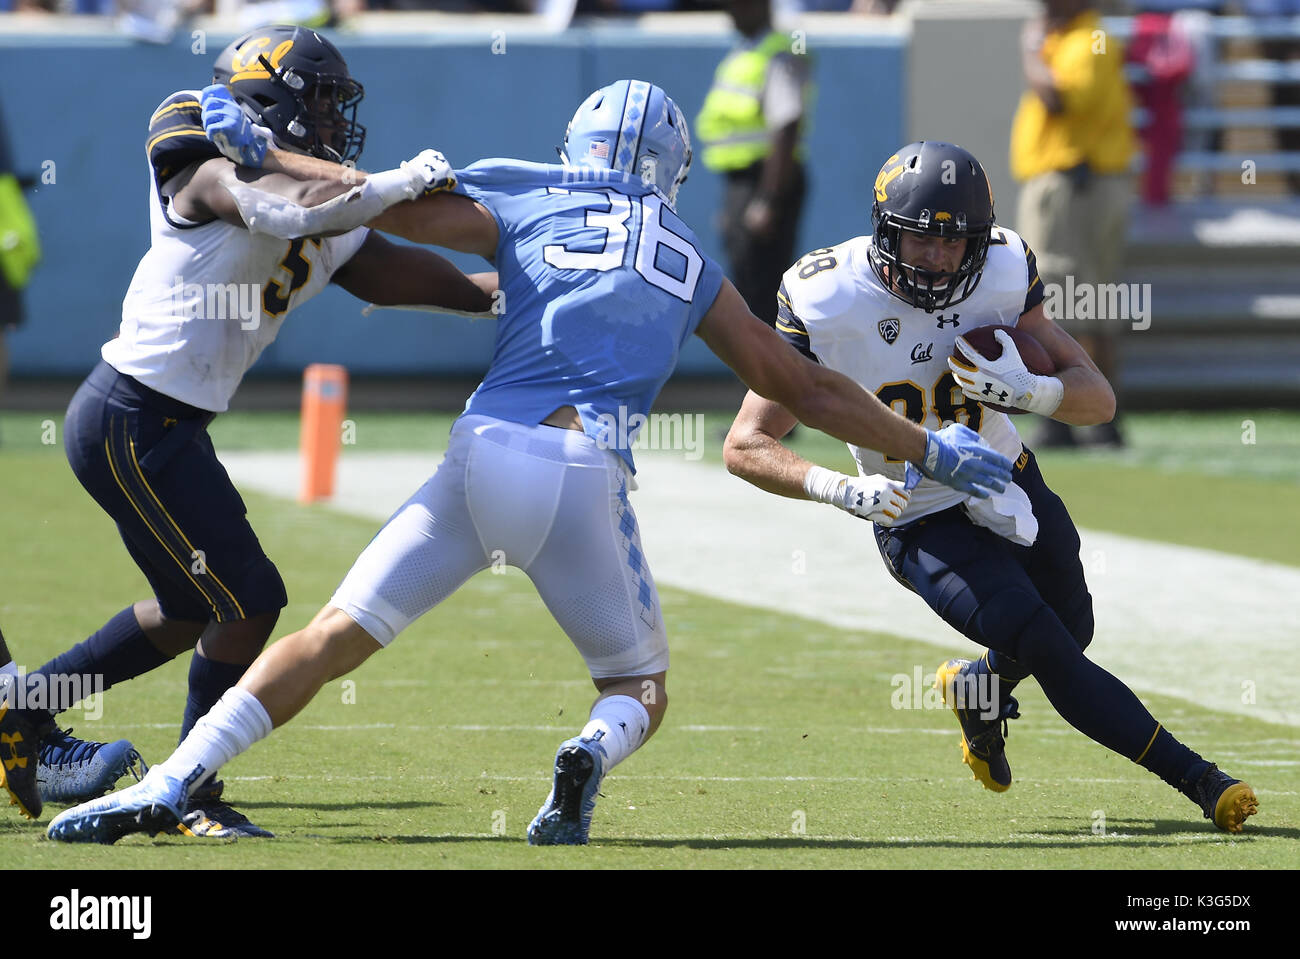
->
[230,37,294,82]
[878,317,900,344]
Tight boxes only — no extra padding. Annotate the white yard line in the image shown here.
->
[223,450,1300,728]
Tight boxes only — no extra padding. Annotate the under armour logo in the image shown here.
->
[936,314,960,329]
[982,383,1009,403]
[2,731,27,770]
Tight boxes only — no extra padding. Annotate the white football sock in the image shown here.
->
[148,686,273,801]
[579,695,650,769]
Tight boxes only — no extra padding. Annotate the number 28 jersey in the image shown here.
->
[451,160,725,472]
[777,227,1045,521]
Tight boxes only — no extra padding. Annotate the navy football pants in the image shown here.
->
[874,449,1170,764]
[63,361,286,624]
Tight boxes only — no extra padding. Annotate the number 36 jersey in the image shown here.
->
[103,90,369,413]
[451,159,725,472]
[776,226,1045,521]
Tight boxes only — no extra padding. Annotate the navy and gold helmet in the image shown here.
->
[212,24,365,164]
[868,141,995,313]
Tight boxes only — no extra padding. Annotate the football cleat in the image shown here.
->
[1191,764,1258,834]
[0,703,45,819]
[935,658,1019,792]
[37,728,147,805]
[46,774,184,844]
[178,779,273,839]
[527,736,608,846]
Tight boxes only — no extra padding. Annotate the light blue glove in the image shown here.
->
[201,84,268,168]
[912,423,1013,499]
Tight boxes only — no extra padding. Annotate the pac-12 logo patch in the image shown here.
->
[878,317,901,344]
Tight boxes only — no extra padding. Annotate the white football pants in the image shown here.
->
[331,414,668,678]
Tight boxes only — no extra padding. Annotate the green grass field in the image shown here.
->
[1,409,1297,869]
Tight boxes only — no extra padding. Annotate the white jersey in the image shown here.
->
[776,226,1043,523]
[102,90,369,413]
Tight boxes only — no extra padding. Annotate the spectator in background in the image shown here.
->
[1126,4,1196,206]
[1241,0,1300,193]
[1011,0,1135,448]
[696,0,812,329]
[0,97,41,412]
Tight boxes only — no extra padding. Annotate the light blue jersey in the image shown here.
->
[452,160,725,471]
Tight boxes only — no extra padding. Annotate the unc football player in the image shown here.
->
[0,25,494,834]
[723,141,1257,832]
[47,82,1017,847]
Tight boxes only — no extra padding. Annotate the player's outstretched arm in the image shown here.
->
[367,192,500,260]
[722,391,806,497]
[698,282,924,459]
[191,85,458,238]
[723,391,911,523]
[697,280,1012,498]
[171,157,359,228]
[330,232,496,314]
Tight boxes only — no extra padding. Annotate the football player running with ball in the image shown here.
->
[1,25,494,835]
[723,141,1257,833]
[48,84,1013,846]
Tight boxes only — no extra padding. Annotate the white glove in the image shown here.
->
[398,148,456,198]
[803,465,911,523]
[948,330,1064,416]
[227,147,458,239]
[359,148,457,212]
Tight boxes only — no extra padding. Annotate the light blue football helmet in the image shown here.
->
[561,79,693,208]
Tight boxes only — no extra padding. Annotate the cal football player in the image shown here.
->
[48,82,1015,846]
[0,25,494,833]
[723,141,1257,832]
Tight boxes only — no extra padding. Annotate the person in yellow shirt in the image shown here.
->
[1011,0,1135,447]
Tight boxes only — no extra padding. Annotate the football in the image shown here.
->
[952,324,1056,415]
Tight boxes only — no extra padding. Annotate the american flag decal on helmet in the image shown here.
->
[589,141,609,159]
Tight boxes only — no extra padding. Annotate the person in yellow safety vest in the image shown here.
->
[0,97,41,407]
[696,0,812,328]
